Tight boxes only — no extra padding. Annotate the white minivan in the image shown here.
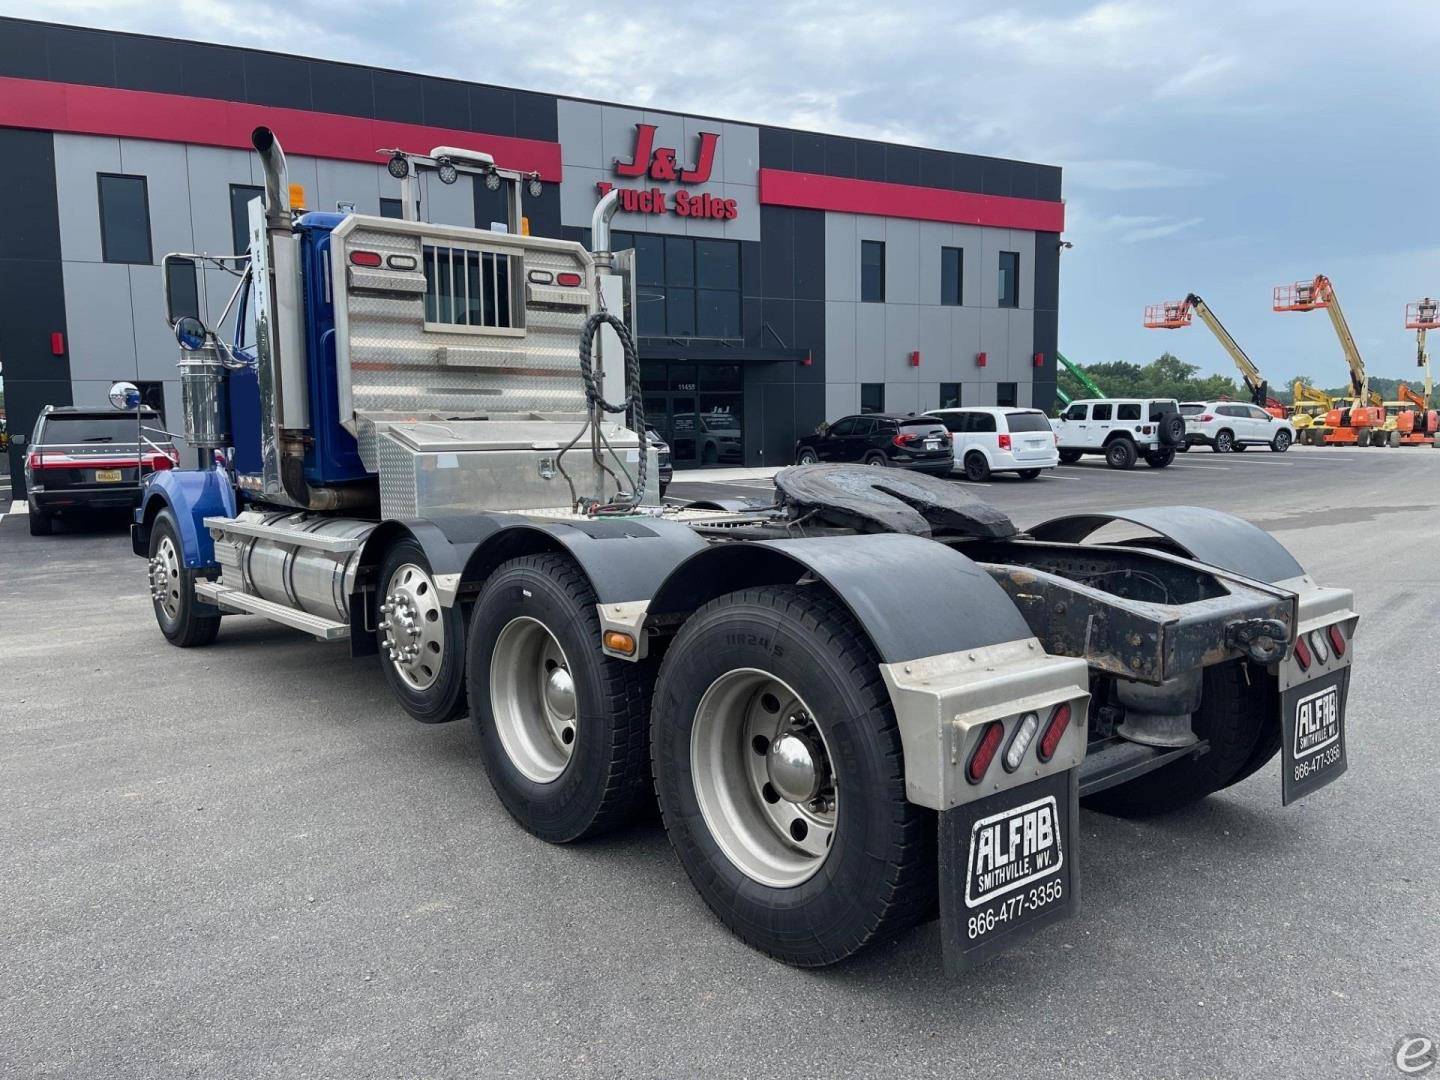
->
[926,407,1060,481]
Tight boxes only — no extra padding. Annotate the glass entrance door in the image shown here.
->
[639,361,745,468]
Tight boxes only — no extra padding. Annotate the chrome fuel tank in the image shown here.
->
[212,511,376,624]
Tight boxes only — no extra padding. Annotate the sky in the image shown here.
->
[7,0,1439,387]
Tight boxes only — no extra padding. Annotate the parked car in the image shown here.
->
[671,410,743,466]
[1180,401,1295,453]
[1052,398,1185,469]
[794,413,953,474]
[926,406,1059,481]
[647,429,673,496]
[21,405,176,535]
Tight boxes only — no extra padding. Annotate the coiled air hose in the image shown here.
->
[559,308,647,515]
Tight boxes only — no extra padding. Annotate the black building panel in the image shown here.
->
[244,51,311,109]
[177,41,246,101]
[373,69,424,124]
[856,139,887,182]
[742,297,765,349]
[793,132,827,174]
[0,17,49,79]
[469,85,516,137]
[759,206,794,300]
[758,126,793,171]
[740,239,763,299]
[952,153,985,193]
[422,78,470,130]
[792,300,826,383]
[1011,162,1040,200]
[824,136,857,178]
[1032,232,1060,312]
[981,157,1016,197]
[113,33,182,94]
[885,144,919,186]
[45,24,116,87]
[310,62,377,119]
[523,187,562,239]
[762,298,795,349]
[759,381,796,465]
[514,91,558,141]
[1036,166,1063,202]
[794,383,826,438]
[918,147,951,190]
[791,209,826,302]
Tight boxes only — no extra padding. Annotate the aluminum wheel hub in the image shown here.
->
[490,617,577,784]
[691,669,838,888]
[149,536,182,620]
[379,563,445,692]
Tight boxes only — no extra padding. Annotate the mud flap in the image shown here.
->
[939,769,1080,974]
[1280,667,1349,805]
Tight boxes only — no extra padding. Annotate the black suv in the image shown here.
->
[794,413,953,474]
[22,406,175,535]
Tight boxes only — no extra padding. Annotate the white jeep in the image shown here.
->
[1053,398,1186,469]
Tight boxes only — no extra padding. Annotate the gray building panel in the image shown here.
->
[54,134,122,263]
[184,145,256,257]
[118,138,193,259]
[62,261,135,382]
[824,302,857,383]
[882,218,920,305]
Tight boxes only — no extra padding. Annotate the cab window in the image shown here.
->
[1063,404,1087,421]
[1117,403,1141,421]
[972,412,997,433]
[1092,404,1113,421]
[828,417,856,437]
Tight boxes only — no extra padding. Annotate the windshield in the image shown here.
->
[39,415,158,445]
[1005,411,1051,433]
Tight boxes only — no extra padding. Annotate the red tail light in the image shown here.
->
[1293,633,1312,671]
[149,454,175,471]
[1037,702,1072,763]
[27,452,43,470]
[349,250,383,267]
[967,721,1005,784]
[998,434,1012,450]
[1327,623,1346,657]
[1199,413,1214,422]
[555,271,583,287]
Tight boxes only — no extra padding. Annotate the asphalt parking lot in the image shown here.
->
[3,444,1438,1079]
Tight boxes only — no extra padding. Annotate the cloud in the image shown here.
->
[1066,159,1220,192]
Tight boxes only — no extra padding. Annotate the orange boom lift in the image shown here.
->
[1144,293,1286,417]
[1398,299,1439,446]
[1273,275,1384,445]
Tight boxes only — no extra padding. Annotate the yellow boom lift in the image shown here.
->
[1144,293,1286,416]
[1273,275,1385,446]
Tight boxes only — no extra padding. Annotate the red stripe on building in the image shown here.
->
[0,77,563,181]
[758,168,1065,232]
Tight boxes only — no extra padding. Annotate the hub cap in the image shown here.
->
[691,669,838,888]
[379,563,445,691]
[148,535,182,620]
[490,617,577,783]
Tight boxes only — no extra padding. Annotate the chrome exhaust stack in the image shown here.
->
[251,126,293,231]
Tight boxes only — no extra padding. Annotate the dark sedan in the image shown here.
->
[22,406,176,535]
[794,413,953,474]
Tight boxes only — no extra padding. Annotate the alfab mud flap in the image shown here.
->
[1280,667,1349,806]
[939,769,1080,974]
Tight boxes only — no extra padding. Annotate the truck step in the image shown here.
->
[195,581,351,641]
[202,516,367,553]
[1077,737,1211,797]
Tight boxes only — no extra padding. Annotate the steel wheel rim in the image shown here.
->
[491,616,577,783]
[380,562,445,691]
[691,669,838,888]
[149,535,183,621]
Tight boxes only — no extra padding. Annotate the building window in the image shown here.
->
[612,232,742,339]
[860,383,885,413]
[380,197,404,219]
[422,244,521,331]
[998,251,1020,308]
[941,247,963,306]
[98,174,152,264]
[229,184,263,256]
[939,382,962,409]
[165,258,200,322]
[997,382,1018,407]
[861,240,885,303]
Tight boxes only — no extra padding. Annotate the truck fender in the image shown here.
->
[647,532,1033,664]
[353,512,708,611]
[1028,505,1304,584]
[132,470,237,569]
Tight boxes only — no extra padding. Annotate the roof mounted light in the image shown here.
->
[436,157,459,185]
[484,171,502,191]
[387,152,410,179]
[527,176,543,198]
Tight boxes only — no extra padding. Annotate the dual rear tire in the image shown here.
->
[466,566,936,964]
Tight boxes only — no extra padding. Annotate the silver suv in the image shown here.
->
[1052,398,1187,469]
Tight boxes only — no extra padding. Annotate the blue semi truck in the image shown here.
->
[124,127,1358,971]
